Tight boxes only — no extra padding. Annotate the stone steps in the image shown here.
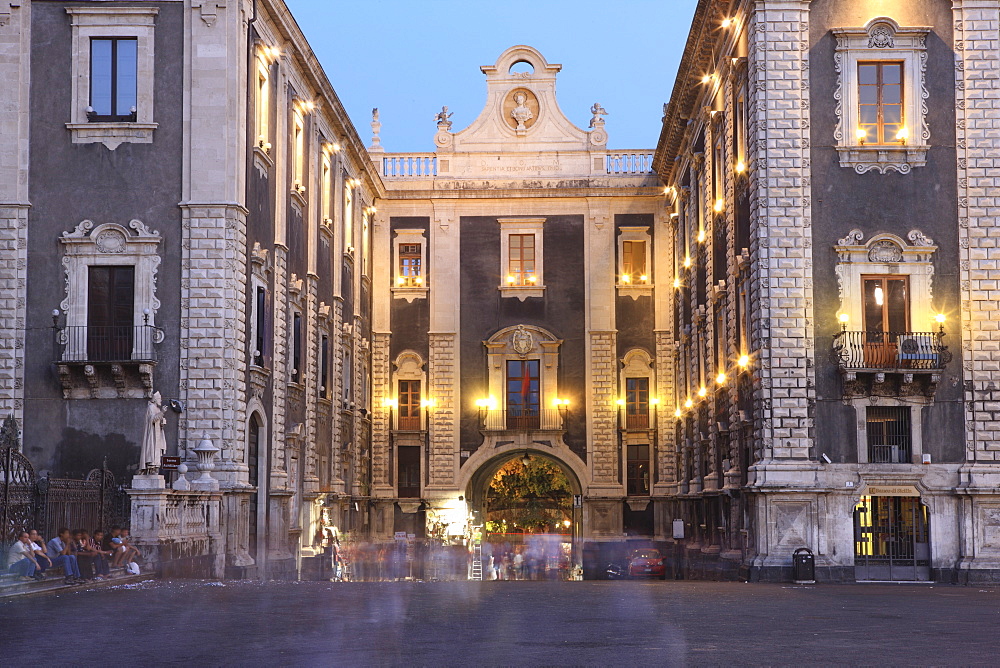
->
[0,569,153,600]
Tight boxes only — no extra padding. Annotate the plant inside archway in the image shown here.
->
[484,457,572,533]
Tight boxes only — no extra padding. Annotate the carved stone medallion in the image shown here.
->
[95,229,127,253]
[868,240,902,262]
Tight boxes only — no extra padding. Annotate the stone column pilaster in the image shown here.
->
[0,0,29,430]
[427,332,457,488]
[747,0,816,462]
[954,1,1000,464]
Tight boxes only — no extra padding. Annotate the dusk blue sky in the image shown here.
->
[285,0,699,152]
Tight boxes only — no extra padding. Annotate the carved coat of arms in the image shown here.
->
[511,325,533,356]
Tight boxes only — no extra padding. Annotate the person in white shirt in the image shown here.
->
[6,531,41,580]
[27,529,52,576]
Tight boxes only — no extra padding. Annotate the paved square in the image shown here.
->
[2,580,998,665]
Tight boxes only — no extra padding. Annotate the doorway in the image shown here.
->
[854,495,930,581]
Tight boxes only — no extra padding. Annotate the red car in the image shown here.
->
[627,549,666,579]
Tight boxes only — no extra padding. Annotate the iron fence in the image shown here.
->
[58,324,163,362]
[0,448,129,546]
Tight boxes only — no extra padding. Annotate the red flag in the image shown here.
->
[521,361,532,408]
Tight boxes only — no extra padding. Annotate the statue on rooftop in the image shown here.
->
[435,106,453,130]
[590,102,608,128]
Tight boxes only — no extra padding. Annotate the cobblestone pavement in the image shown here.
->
[2,580,998,666]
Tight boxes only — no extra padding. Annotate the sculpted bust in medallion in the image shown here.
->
[511,93,533,130]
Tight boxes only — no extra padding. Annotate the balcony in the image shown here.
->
[832,330,951,398]
[55,325,164,400]
[58,325,163,363]
[480,409,566,431]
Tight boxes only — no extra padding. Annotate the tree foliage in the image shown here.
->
[485,458,572,531]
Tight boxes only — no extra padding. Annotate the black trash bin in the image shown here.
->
[792,547,815,583]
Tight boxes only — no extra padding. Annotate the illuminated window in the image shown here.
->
[625,377,649,429]
[622,241,645,281]
[320,157,331,223]
[618,227,652,293]
[858,62,903,144]
[508,234,535,286]
[832,18,929,173]
[506,359,540,428]
[498,218,545,298]
[397,380,421,430]
[255,62,270,148]
[292,111,305,190]
[399,244,422,286]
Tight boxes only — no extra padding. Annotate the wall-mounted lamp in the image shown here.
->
[697,386,707,398]
[838,313,849,331]
[673,278,681,289]
[714,199,724,213]
[896,127,909,144]
[683,256,692,268]
[737,354,750,369]
[716,372,727,385]
[721,17,732,28]
[51,309,60,328]
[520,452,531,467]
[506,275,516,285]
[934,313,945,333]
[382,398,397,409]
[684,398,694,409]
[735,161,745,174]
[621,274,631,284]
[421,398,436,410]
[856,128,867,146]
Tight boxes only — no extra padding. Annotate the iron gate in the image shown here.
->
[1,447,37,546]
[1,447,130,545]
[854,495,930,581]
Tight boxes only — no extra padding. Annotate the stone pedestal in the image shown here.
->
[128,486,224,578]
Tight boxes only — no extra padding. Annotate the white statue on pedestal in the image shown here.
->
[140,391,168,474]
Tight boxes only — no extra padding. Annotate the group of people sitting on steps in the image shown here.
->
[6,527,140,585]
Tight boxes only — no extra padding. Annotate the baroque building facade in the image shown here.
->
[5,0,1000,583]
[655,0,1000,582]
[370,46,665,574]
[2,0,381,578]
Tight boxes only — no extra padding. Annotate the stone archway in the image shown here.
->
[462,447,585,575]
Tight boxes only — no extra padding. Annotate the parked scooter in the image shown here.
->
[604,562,627,580]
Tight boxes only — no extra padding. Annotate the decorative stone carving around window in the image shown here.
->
[483,324,563,429]
[391,228,428,302]
[617,226,653,299]
[832,17,930,174]
[498,217,545,300]
[65,7,159,150]
[57,219,162,399]
[834,228,938,329]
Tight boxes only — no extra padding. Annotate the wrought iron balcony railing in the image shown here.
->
[480,409,566,431]
[832,330,949,372]
[57,325,164,363]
